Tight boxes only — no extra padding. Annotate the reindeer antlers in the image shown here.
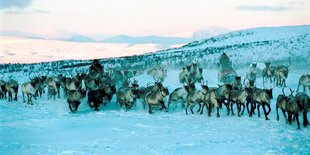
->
[289,88,294,95]
[282,88,286,96]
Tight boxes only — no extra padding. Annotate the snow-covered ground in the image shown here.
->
[1,67,310,155]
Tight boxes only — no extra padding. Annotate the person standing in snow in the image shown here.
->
[218,52,233,70]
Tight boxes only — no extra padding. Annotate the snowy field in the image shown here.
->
[1,66,310,155]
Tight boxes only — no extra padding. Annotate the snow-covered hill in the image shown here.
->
[156,25,310,67]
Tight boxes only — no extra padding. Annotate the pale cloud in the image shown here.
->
[235,5,290,12]
[0,0,33,9]
[3,9,49,14]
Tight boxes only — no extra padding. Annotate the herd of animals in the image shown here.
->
[1,61,310,130]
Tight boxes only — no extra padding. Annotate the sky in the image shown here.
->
[0,0,310,38]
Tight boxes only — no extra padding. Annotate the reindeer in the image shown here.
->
[262,62,275,85]
[34,73,48,98]
[189,63,204,84]
[228,88,250,117]
[201,84,232,117]
[0,75,7,99]
[185,84,208,115]
[145,87,170,114]
[134,81,162,109]
[21,79,38,104]
[47,76,60,100]
[297,74,310,93]
[179,67,190,84]
[5,79,19,102]
[274,65,289,87]
[244,63,258,87]
[87,76,116,111]
[250,88,273,120]
[180,63,203,84]
[84,73,101,91]
[101,83,117,105]
[135,81,165,107]
[147,66,167,82]
[295,92,310,127]
[168,83,196,110]
[67,89,86,112]
[64,71,82,92]
[88,88,106,111]
[285,89,304,129]
[276,88,290,122]
[116,80,139,109]
[55,74,63,98]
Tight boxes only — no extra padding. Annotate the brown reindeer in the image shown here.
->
[295,92,309,127]
[21,79,39,104]
[228,88,249,117]
[147,66,167,82]
[136,81,165,108]
[262,62,275,85]
[47,76,60,100]
[168,83,196,110]
[276,88,290,122]
[297,74,310,93]
[250,88,273,120]
[5,79,19,102]
[67,89,86,112]
[0,77,7,99]
[116,80,139,109]
[145,87,170,114]
[244,63,258,86]
[274,65,289,87]
[185,84,208,115]
[201,84,233,117]
[286,89,303,129]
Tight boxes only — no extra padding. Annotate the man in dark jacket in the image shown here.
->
[89,59,104,75]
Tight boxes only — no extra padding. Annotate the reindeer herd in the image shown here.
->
[0,61,310,129]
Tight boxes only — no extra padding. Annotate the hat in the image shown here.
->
[93,59,99,63]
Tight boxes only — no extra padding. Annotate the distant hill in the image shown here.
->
[193,27,231,40]
[63,35,97,43]
[102,35,192,45]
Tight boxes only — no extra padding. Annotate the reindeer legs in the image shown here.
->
[216,107,220,118]
[159,101,168,112]
[262,103,269,120]
[240,104,245,115]
[295,114,300,129]
[200,103,208,115]
[223,101,230,116]
[230,102,235,116]
[303,112,309,127]
[196,103,201,113]
[257,104,261,118]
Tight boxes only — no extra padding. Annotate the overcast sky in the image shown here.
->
[0,0,309,38]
